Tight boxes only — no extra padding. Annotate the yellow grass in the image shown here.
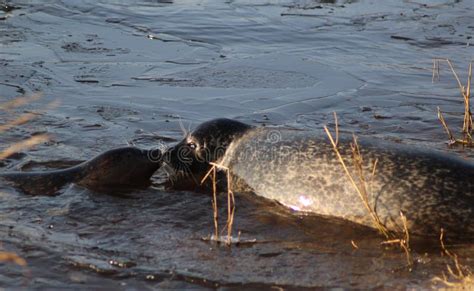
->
[437,106,456,144]
[0,249,30,284]
[433,59,474,146]
[324,124,389,238]
[432,59,474,287]
[201,162,236,246]
[324,113,412,266]
[0,134,50,160]
[0,93,41,111]
[432,229,473,289]
[0,112,39,134]
[0,251,27,266]
[380,211,412,267]
[350,240,359,249]
[0,94,45,280]
[0,95,57,160]
[201,164,219,239]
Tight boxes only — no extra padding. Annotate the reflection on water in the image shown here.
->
[1,0,473,288]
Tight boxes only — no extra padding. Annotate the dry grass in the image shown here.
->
[0,94,49,280]
[324,115,389,238]
[0,251,27,267]
[432,60,474,288]
[0,134,50,160]
[380,211,412,267]
[201,162,236,246]
[0,93,41,111]
[324,113,412,266]
[0,249,30,283]
[350,240,359,249]
[433,59,474,146]
[0,94,55,160]
[0,112,38,133]
[432,229,474,289]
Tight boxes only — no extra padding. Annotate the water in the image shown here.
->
[0,0,473,288]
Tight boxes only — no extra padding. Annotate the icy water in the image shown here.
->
[1,0,474,289]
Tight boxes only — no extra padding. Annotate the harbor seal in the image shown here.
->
[165,118,474,240]
[163,118,252,189]
[0,147,162,195]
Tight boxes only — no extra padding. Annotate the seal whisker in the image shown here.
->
[178,116,188,138]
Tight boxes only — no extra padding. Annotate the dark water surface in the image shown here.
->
[1,0,474,288]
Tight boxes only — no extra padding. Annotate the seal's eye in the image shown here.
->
[188,142,197,150]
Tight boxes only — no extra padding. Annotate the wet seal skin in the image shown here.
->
[165,118,474,241]
[0,147,162,195]
[163,118,252,190]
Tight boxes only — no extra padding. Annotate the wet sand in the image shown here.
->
[1,0,474,289]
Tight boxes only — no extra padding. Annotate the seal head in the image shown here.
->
[79,147,162,190]
[164,118,251,189]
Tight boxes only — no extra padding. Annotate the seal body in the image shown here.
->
[0,147,162,195]
[165,118,474,240]
[220,127,474,239]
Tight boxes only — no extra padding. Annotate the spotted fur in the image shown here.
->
[221,127,474,239]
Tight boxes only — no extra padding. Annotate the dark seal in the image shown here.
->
[0,147,162,195]
[165,118,474,241]
[164,118,251,189]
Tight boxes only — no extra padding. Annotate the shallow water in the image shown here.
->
[1,0,474,288]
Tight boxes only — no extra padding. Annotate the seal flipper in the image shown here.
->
[0,147,162,195]
[0,167,81,196]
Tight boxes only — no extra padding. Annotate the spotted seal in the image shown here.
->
[165,118,474,240]
[0,147,162,195]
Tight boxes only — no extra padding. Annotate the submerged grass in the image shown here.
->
[433,59,474,146]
